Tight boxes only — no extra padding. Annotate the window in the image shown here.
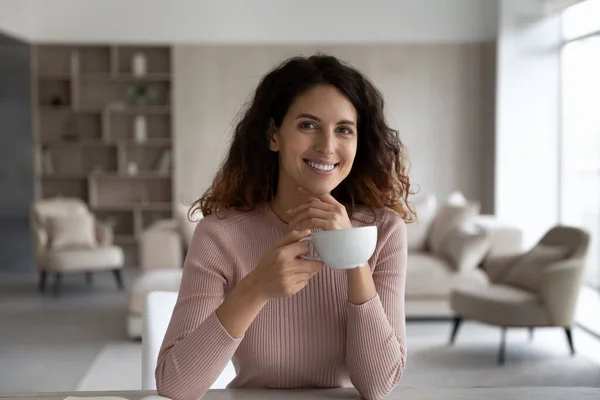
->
[560,0,600,289]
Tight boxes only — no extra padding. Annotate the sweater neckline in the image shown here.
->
[261,202,295,232]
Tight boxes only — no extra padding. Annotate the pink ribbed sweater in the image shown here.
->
[156,203,407,400]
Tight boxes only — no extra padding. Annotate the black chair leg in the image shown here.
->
[498,327,507,365]
[528,327,534,341]
[449,317,463,345]
[38,271,47,292]
[112,269,124,290]
[52,273,62,298]
[85,272,93,286]
[565,327,575,355]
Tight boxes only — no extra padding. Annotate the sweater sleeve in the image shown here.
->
[155,219,242,400]
[345,211,408,400]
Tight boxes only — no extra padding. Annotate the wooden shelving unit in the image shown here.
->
[32,44,174,266]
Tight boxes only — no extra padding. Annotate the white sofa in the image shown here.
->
[127,194,523,338]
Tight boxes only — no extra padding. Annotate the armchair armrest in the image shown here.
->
[32,226,48,267]
[540,258,585,326]
[95,219,114,246]
[140,219,183,272]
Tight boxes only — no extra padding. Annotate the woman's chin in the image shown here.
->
[298,183,337,196]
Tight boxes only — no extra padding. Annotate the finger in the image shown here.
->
[294,217,332,231]
[291,268,322,282]
[292,259,323,273]
[281,240,312,258]
[292,274,317,284]
[297,186,339,206]
[290,207,332,227]
[274,229,312,248]
[287,200,335,216]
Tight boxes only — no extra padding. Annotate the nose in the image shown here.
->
[315,128,335,156]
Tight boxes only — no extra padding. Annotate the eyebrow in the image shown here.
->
[296,113,356,126]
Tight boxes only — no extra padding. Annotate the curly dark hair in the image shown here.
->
[192,53,416,222]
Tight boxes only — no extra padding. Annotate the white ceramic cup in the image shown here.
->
[300,226,377,269]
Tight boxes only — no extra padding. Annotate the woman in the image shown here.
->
[156,54,414,400]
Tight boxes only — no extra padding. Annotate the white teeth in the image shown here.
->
[307,160,335,171]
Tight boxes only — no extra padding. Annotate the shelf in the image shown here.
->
[92,172,171,179]
[39,173,88,179]
[120,138,172,147]
[41,139,114,147]
[34,44,173,269]
[41,138,171,147]
[107,106,171,115]
[81,73,172,82]
[39,106,171,114]
[92,203,172,211]
[39,171,170,179]
[39,74,72,81]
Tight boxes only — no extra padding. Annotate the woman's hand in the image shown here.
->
[248,229,324,300]
[286,187,353,231]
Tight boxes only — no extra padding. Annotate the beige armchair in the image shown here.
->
[31,197,125,298]
[448,225,590,365]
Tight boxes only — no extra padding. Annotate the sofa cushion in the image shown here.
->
[427,192,480,256]
[450,282,549,326]
[442,223,491,272]
[44,245,124,272]
[501,244,570,293]
[406,252,488,298]
[47,212,98,250]
[406,194,437,251]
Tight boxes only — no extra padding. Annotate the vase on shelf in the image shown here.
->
[127,161,139,176]
[132,53,147,77]
[133,115,147,143]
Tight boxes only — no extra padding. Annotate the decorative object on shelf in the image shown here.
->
[127,161,139,176]
[70,51,80,76]
[61,117,80,142]
[132,52,147,77]
[127,83,157,106]
[134,115,148,143]
[156,149,172,175]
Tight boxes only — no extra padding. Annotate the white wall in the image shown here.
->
[8,0,498,43]
[0,0,31,40]
[495,0,562,246]
[174,44,495,208]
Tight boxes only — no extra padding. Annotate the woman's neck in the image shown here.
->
[269,183,311,224]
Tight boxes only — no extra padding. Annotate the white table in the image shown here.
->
[1,387,600,400]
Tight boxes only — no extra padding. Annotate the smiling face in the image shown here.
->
[269,84,358,198]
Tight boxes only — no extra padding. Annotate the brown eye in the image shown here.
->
[299,122,317,130]
[337,126,354,135]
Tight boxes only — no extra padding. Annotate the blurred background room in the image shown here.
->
[1,0,599,395]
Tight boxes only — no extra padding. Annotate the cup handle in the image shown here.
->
[299,237,322,261]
